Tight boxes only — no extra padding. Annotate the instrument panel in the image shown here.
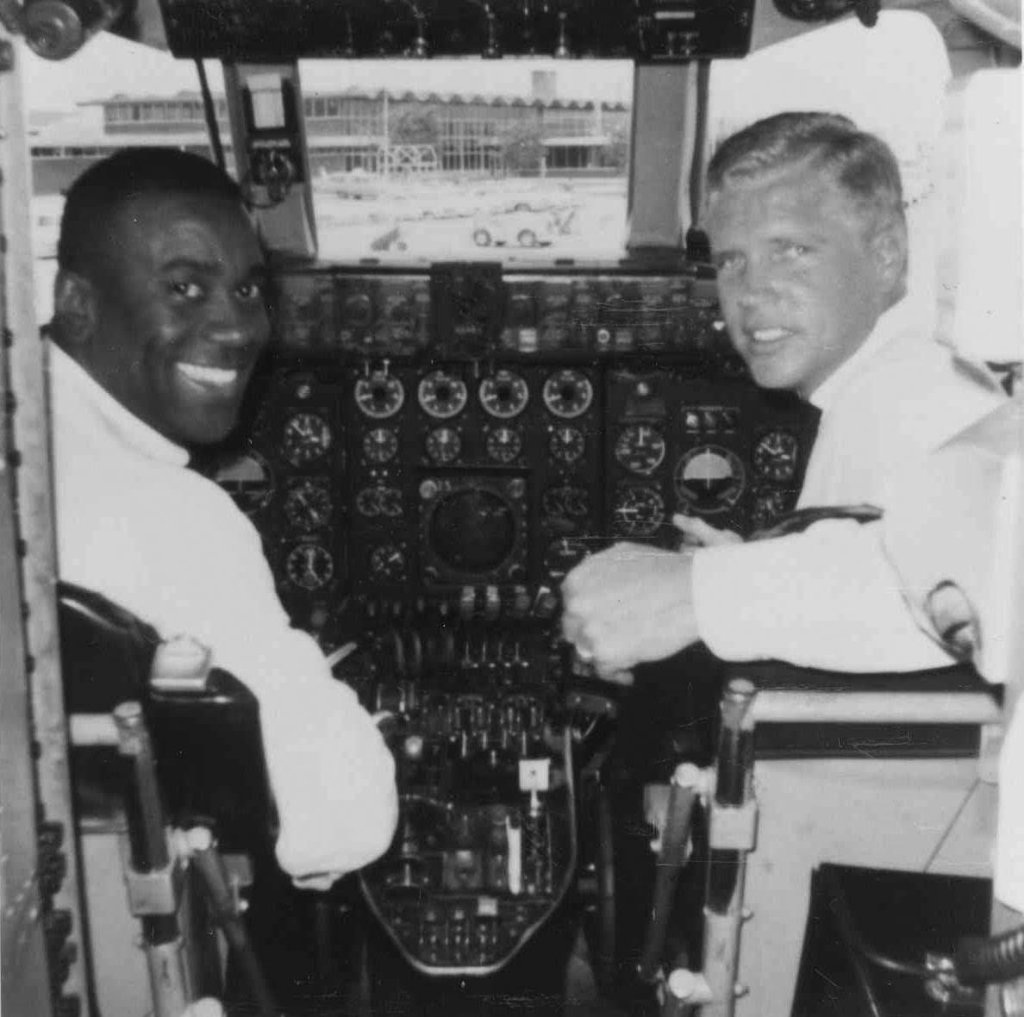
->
[219,265,815,637]
[213,263,814,977]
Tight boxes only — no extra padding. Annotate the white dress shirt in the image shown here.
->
[882,398,1024,909]
[691,300,1007,671]
[50,344,398,882]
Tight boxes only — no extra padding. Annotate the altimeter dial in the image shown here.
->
[285,543,334,590]
[614,424,666,476]
[369,544,407,582]
[283,479,332,532]
[753,429,799,482]
[611,485,665,537]
[282,412,332,466]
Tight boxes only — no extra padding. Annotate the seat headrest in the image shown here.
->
[58,582,160,714]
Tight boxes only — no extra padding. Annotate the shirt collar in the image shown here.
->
[808,298,916,412]
[50,343,190,468]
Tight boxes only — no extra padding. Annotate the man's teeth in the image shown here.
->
[751,328,790,343]
[177,363,239,386]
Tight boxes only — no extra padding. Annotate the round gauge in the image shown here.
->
[751,488,791,533]
[379,297,415,344]
[486,426,523,464]
[425,426,462,465]
[378,486,403,518]
[214,452,274,515]
[356,486,403,519]
[674,445,746,514]
[283,479,332,532]
[427,487,516,574]
[611,485,666,537]
[362,427,398,465]
[541,484,589,520]
[285,543,334,591]
[548,426,585,464]
[341,292,373,328]
[356,487,381,517]
[282,412,332,467]
[543,536,590,581]
[542,369,593,419]
[383,295,414,328]
[614,424,666,476]
[369,544,407,583]
[354,373,405,419]
[479,370,529,419]
[418,370,468,419]
[753,430,799,482]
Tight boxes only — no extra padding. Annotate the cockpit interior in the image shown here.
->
[0,0,1020,1015]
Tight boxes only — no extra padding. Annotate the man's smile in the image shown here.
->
[750,327,795,343]
[175,361,243,391]
[739,324,799,355]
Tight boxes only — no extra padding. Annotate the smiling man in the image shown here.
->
[50,149,397,886]
[561,112,1005,678]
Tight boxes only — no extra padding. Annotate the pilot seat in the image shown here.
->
[59,582,282,1017]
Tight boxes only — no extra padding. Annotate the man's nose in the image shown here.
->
[207,292,268,347]
[735,259,781,308]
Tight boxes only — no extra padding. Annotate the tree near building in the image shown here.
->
[604,123,630,173]
[390,108,441,147]
[500,121,545,175]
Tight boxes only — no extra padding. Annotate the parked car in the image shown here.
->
[471,210,558,248]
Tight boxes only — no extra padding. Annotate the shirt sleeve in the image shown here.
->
[75,476,398,880]
[691,519,956,672]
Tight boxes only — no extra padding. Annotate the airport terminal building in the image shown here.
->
[29,70,630,194]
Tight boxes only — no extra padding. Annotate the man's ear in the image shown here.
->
[52,270,97,351]
[870,221,908,297]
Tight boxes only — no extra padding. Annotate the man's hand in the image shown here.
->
[561,542,701,679]
[672,513,743,548]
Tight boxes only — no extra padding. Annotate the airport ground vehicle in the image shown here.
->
[471,208,566,247]
[1,1,1021,1016]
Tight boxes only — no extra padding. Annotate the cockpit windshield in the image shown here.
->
[26,41,633,313]
[300,59,633,265]
[22,13,964,321]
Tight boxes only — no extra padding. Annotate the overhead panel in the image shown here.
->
[155,0,756,62]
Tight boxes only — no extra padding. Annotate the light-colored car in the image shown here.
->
[471,210,558,248]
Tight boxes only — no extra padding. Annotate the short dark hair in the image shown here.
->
[706,112,905,235]
[58,148,245,276]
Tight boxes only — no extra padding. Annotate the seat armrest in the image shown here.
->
[727,661,1002,759]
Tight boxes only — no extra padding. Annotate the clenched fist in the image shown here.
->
[561,543,701,679]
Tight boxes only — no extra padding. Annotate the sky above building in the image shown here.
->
[21,33,634,113]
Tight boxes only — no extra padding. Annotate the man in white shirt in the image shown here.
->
[561,112,1005,679]
[50,148,398,885]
